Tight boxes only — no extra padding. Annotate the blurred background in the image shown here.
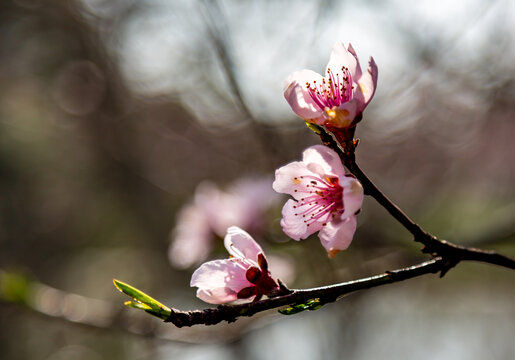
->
[1,0,515,359]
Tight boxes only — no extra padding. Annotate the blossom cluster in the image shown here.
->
[185,41,376,304]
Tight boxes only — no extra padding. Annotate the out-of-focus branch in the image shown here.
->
[200,0,254,122]
[0,270,207,344]
[200,0,279,163]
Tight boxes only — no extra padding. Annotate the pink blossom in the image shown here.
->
[284,42,378,129]
[168,178,279,269]
[273,145,364,258]
[168,203,213,270]
[190,226,279,304]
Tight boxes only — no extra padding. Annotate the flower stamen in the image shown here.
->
[292,175,344,226]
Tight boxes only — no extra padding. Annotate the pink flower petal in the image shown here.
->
[168,204,212,269]
[191,227,279,304]
[280,199,323,240]
[274,145,363,254]
[224,226,263,262]
[326,42,362,82]
[231,177,278,213]
[273,161,318,200]
[305,162,326,177]
[190,259,252,304]
[354,57,378,112]
[318,216,357,258]
[284,70,325,122]
[194,182,245,236]
[302,145,347,178]
[341,177,364,219]
[284,69,325,93]
[334,99,359,128]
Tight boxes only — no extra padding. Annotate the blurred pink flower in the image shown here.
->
[190,226,279,304]
[284,42,377,129]
[273,145,363,258]
[167,203,213,270]
[168,177,279,269]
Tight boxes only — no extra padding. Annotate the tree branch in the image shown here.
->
[164,258,444,327]
[200,0,279,164]
[317,127,426,237]
[316,126,515,273]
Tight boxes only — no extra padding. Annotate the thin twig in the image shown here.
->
[316,127,515,273]
[200,0,278,162]
[164,258,444,327]
[318,128,426,238]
